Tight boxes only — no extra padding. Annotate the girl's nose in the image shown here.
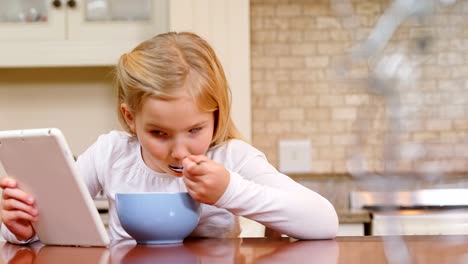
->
[171,141,189,160]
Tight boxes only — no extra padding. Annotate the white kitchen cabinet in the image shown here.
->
[0,0,168,67]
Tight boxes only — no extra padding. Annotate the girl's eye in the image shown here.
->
[151,130,167,137]
[189,127,202,134]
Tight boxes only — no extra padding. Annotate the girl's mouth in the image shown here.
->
[169,165,183,173]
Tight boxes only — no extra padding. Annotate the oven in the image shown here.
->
[350,189,468,236]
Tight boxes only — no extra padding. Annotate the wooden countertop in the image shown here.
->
[2,235,468,263]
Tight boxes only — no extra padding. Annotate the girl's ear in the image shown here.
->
[120,103,136,132]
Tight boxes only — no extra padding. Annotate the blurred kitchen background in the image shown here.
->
[2,0,468,236]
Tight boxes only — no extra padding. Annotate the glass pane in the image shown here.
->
[86,0,151,22]
[0,0,48,23]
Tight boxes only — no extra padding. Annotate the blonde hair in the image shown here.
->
[115,32,242,146]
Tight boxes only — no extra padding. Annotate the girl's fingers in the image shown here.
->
[2,198,38,217]
[182,175,196,190]
[184,155,204,163]
[3,210,38,223]
[182,156,196,171]
[183,159,208,178]
[183,177,206,203]
[0,177,17,189]
[2,188,35,206]
[182,177,197,197]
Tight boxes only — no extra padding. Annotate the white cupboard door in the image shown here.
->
[67,0,168,43]
[0,0,65,41]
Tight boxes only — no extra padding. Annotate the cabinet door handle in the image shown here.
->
[52,0,61,8]
[67,0,77,8]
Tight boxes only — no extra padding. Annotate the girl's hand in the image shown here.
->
[182,155,230,205]
[0,177,38,241]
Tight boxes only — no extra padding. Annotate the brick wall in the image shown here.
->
[251,0,468,175]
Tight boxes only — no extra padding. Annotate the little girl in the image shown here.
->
[0,32,338,244]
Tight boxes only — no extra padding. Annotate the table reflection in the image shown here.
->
[0,238,338,264]
[254,240,339,264]
[4,246,35,264]
[110,238,243,263]
[111,238,338,264]
[1,242,109,264]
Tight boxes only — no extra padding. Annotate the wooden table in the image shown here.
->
[1,235,468,263]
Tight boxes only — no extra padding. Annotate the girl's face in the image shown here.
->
[121,93,215,177]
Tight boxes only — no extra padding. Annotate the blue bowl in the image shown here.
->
[115,192,200,245]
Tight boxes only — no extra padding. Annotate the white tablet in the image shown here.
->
[0,128,110,247]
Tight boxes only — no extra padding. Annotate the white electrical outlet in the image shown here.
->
[278,139,312,173]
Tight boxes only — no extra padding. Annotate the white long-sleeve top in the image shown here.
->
[2,131,338,243]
